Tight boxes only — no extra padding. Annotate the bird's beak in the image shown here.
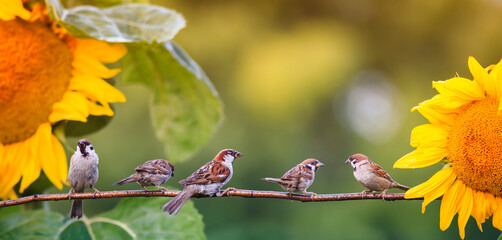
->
[316,162,325,168]
[344,159,350,164]
[235,152,243,158]
[171,172,175,177]
[78,141,86,155]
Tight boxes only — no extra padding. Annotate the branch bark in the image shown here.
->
[0,189,423,208]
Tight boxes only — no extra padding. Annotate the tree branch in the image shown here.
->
[0,189,424,208]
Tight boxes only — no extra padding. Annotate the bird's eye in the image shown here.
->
[90,146,94,150]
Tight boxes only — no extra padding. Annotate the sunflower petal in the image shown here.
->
[86,100,114,116]
[457,186,473,239]
[485,192,497,218]
[405,167,454,198]
[0,0,31,21]
[425,94,472,110]
[433,77,485,101]
[12,140,30,193]
[69,74,126,104]
[405,167,456,213]
[6,189,17,200]
[410,124,448,148]
[440,180,463,231]
[72,52,122,79]
[49,91,89,123]
[75,39,127,63]
[488,59,502,114]
[35,123,63,189]
[412,104,456,125]
[492,197,502,231]
[19,152,40,193]
[468,56,496,98]
[51,134,67,184]
[0,143,24,197]
[19,132,41,193]
[393,147,447,169]
[0,143,4,168]
[471,190,486,231]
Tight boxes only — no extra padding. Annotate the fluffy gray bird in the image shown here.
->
[113,159,174,192]
[67,139,99,219]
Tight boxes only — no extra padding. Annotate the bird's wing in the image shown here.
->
[281,164,313,181]
[135,159,171,175]
[370,163,394,182]
[179,160,230,185]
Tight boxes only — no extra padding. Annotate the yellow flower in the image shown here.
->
[394,56,502,239]
[0,0,126,199]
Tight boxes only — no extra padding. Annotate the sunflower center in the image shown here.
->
[0,19,72,144]
[449,98,502,196]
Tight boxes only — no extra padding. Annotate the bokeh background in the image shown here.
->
[47,0,502,239]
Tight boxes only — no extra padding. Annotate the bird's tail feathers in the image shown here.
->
[394,183,410,191]
[113,175,137,186]
[261,177,282,183]
[70,199,83,219]
[161,187,195,215]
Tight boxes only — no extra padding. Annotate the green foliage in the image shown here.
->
[60,0,150,8]
[0,210,63,240]
[46,0,185,43]
[44,0,223,161]
[122,42,223,162]
[0,198,205,240]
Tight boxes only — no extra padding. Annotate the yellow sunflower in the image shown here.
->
[0,0,126,200]
[394,56,502,239]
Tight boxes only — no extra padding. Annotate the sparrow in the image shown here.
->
[67,139,100,219]
[161,149,243,215]
[113,159,174,192]
[345,153,409,197]
[262,158,325,197]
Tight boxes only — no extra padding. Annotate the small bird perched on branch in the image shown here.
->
[345,153,409,198]
[67,139,100,219]
[161,149,244,215]
[113,159,175,192]
[262,158,325,197]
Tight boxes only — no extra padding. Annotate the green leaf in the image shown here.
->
[98,197,206,240]
[122,42,223,162]
[498,232,502,240]
[59,221,93,240]
[0,210,64,240]
[0,198,205,239]
[46,0,185,43]
[61,0,150,8]
[0,205,22,218]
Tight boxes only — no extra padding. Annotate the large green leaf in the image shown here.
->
[0,210,63,240]
[98,197,205,240]
[60,0,149,8]
[122,42,223,162]
[0,198,205,240]
[46,0,185,43]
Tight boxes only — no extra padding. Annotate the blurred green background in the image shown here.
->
[48,0,502,239]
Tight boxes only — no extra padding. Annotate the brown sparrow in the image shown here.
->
[113,159,174,192]
[262,158,325,197]
[161,149,243,215]
[67,139,100,219]
[345,153,409,197]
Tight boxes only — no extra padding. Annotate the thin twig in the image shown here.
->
[0,189,424,208]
